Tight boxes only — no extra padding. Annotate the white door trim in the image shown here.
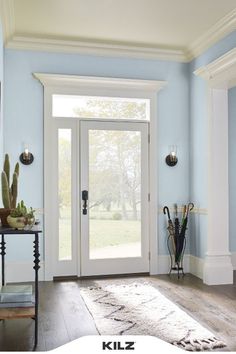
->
[34,74,166,280]
[194,48,236,285]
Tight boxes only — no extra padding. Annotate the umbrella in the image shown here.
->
[176,202,194,263]
[163,206,176,254]
[181,204,187,226]
[174,203,179,254]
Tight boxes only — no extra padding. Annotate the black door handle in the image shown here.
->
[82,190,88,215]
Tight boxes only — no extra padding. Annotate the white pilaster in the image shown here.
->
[204,88,233,285]
[204,255,233,285]
[194,51,236,285]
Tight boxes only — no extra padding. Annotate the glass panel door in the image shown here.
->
[58,129,72,261]
[89,129,141,259]
[80,121,149,276]
[53,120,77,277]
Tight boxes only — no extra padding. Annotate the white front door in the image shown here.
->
[53,119,149,277]
[80,121,149,276]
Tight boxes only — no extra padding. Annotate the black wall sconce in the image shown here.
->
[19,146,34,165]
[165,145,178,167]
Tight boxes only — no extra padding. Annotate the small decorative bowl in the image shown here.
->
[7,216,26,230]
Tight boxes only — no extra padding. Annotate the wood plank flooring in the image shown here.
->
[0,273,236,351]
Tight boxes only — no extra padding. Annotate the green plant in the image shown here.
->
[10,201,36,219]
[1,154,19,209]
[10,200,27,217]
[26,207,36,219]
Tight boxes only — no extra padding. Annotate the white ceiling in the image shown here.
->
[1,0,236,61]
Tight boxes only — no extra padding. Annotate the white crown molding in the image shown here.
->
[2,5,236,62]
[6,35,187,62]
[33,72,167,91]
[186,8,236,61]
[0,0,15,43]
[194,47,236,88]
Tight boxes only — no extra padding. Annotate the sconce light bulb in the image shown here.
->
[166,145,178,167]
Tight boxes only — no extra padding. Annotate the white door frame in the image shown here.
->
[33,73,166,280]
[194,48,236,285]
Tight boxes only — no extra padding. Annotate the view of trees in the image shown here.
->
[57,99,145,257]
[89,129,141,220]
[78,99,143,220]
[77,99,144,221]
[58,100,143,221]
[74,98,147,120]
[58,130,71,209]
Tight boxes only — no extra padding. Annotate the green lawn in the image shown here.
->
[90,219,140,248]
[59,218,140,260]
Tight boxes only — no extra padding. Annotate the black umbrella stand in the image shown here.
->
[167,232,186,278]
[164,203,194,279]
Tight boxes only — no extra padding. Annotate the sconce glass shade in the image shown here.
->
[166,145,178,166]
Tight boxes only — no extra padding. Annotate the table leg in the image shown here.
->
[0,234,6,286]
[33,233,40,350]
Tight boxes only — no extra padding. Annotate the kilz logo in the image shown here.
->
[102,341,135,350]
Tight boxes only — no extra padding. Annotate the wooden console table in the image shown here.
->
[0,227,42,350]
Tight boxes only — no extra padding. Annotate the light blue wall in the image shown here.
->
[3,49,190,261]
[3,30,236,264]
[189,30,236,258]
[229,87,236,252]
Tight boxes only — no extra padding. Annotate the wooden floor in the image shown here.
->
[0,273,236,351]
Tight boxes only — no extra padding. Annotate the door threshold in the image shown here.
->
[53,275,78,281]
[53,273,150,281]
[79,272,150,280]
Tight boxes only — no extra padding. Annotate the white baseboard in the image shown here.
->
[231,252,236,269]
[189,255,204,279]
[157,255,169,274]
[203,254,233,285]
[3,256,198,283]
[0,261,45,283]
[157,254,190,275]
[158,253,236,282]
[3,252,235,283]
[158,254,203,280]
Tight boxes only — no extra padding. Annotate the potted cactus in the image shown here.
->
[7,201,35,230]
[0,154,19,226]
